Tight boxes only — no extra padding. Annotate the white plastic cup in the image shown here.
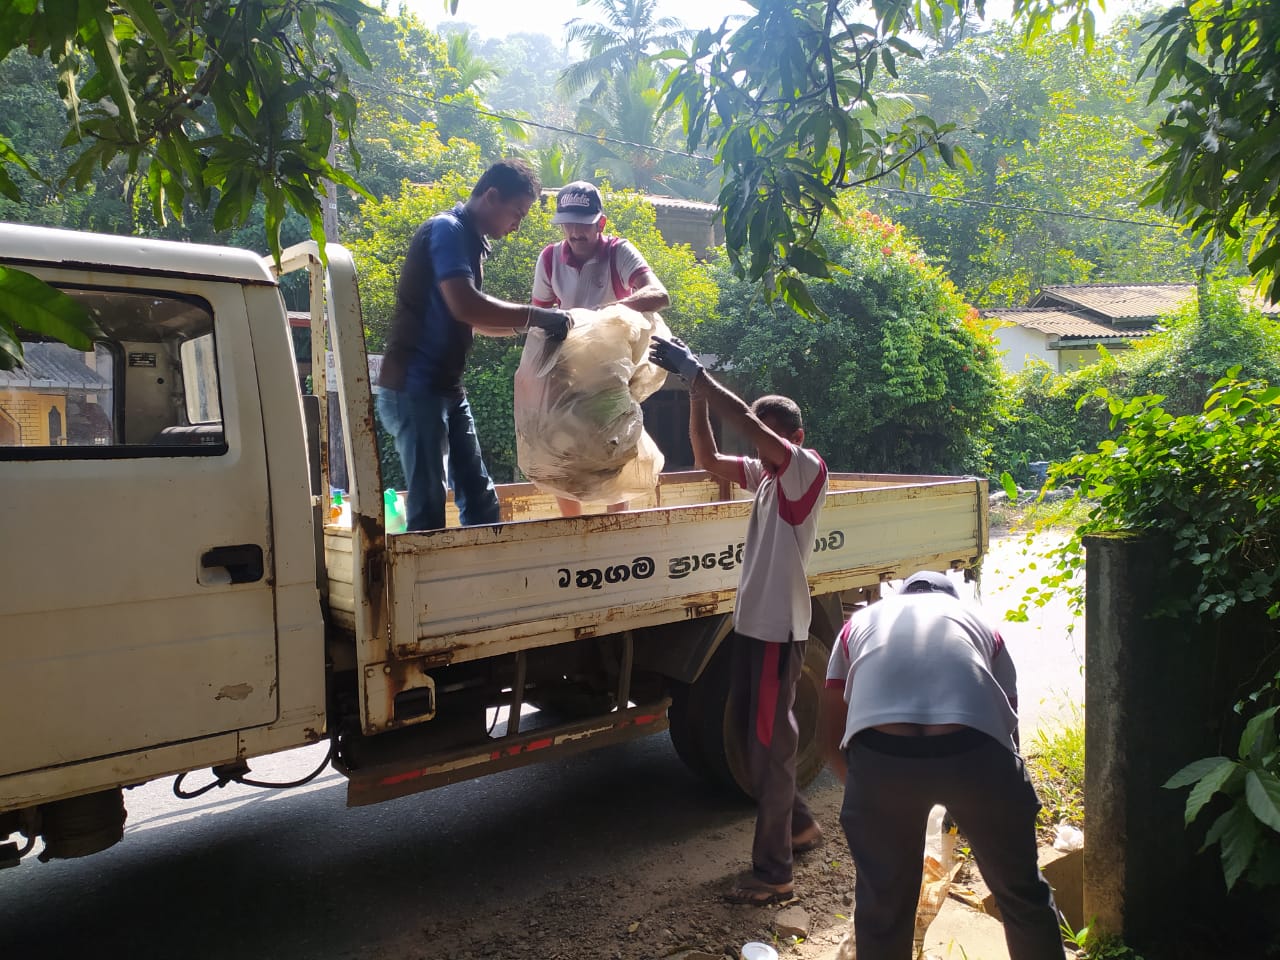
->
[741,943,779,960]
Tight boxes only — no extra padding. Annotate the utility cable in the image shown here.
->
[351,79,1179,231]
[172,744,334,799]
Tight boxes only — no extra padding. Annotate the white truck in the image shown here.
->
[0,223,988,865]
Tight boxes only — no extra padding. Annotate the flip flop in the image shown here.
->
[724,873,797,906]
[792,824,824,854]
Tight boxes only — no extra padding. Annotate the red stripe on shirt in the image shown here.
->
[756,643,781,747]
[777,454,828,526]
[838,619,853,660]
[732,457,749,489]
[993,630,1005,657]
[824,678,845,689]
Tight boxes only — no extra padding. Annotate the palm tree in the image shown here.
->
[443,30,500,97]
[557,0,693,102]
[574,60,713,198]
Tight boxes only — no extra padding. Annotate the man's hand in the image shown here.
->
[649,335,702,384]
[527,307,573,341]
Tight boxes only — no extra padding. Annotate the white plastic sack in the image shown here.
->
[514,305,669,504]
[914,805,960,953]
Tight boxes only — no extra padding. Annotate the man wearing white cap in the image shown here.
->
[529,181,670,516]
[819,570,1065,960]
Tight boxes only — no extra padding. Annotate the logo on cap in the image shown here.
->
[553,181,604,225]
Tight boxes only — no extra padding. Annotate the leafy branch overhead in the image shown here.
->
[658,0,1097,316]
[0,0,379,366]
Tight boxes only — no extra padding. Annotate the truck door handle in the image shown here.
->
[201,544,265,585]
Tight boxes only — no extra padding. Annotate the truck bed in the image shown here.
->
[324,471,987,664]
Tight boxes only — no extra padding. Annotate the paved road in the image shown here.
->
[0,535,1083,960]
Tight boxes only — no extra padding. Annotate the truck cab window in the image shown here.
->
[0,288,225,458]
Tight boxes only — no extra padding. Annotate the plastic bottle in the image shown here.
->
[384,488,407,534]
[329,490,351,527]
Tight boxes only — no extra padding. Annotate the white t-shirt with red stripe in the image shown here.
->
[824,593,1020,751]
[531,236,653,308]
[732,442,828,645]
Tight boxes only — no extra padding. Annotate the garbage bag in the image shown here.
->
[913,805,960,954]
[514,304,669,504]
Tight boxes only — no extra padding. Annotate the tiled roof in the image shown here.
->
[0,342,111,389]
[984,308,1153,340]
[1033,284,1193,320]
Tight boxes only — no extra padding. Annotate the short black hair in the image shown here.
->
[751,394,803,435]
[472,159,541,202]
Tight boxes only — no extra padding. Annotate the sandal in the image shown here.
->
[724,873,797,906]
[792,823,824,854]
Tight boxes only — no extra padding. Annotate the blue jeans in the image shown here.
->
[376,387,500,531]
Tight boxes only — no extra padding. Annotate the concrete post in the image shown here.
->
[1083,534,1266,948]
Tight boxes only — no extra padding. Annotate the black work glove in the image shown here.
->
[648,335,703,384]
[527,307,573,341]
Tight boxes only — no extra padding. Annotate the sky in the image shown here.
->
[403,0,762,43]
[400,0,1127,45]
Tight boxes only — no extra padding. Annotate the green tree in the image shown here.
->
[558,0,693,101]
[1141,0,1280,302]
[574,60,713,196]
[0,0,378,367]
[875,19,1197,307]
[660,0,1099,314]
[692,205,1002,474]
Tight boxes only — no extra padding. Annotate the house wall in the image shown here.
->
[1058,346,1106,371]
[993,325,1058,374]
[0,391,66,446]
[651,206,722,260]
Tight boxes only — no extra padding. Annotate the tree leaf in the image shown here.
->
[1219,803,1262,890]
[0,267,99,359]
[1183,758,1241,826]
[1164,756,1233,790]
[1245,770,1280,833]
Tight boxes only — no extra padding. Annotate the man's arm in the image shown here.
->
[617,268,670,314]
[689,392,741,484]
[819,685,848,784]
[689,370,791,469]
[438,276,569,338]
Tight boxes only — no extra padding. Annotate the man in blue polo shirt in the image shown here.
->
[377,159,573,531]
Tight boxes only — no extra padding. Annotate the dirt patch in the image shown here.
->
[404,780,858,960]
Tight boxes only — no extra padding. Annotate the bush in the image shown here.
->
[694,206,1003,474]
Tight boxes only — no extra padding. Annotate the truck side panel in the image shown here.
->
[0,273,280,780]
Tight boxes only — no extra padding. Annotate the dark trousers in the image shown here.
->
[730,634,816,886]
[839,729,1065,960]
[376,387,499,531]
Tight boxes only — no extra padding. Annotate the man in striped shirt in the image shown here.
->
[649,334,829,906]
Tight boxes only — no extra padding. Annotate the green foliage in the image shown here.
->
[1023,375,1280,890]
[0,264,100,370]
[1141,0,1280,303]
[875,19,1197,307]
[348,177,717,481]
[1164,682,1280,890]
[990,281,1280,483]
[1026,706,1086,831]
[660,0,1097,314]
[1061,919,1147,960]
[0,0,379,366]
[692,205,1001,473]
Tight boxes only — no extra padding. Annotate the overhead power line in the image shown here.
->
[869,185,1181,231]
[353,78,1179,232]
[351,78,715,164]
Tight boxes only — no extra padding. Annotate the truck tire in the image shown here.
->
[669,626,833,800]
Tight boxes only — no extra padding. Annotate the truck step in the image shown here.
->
[340,699,670,807]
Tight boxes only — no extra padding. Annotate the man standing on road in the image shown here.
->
[377,159,573,532]
[528,180,670,516]
[649,335,828,906]
[819,570,1065,960]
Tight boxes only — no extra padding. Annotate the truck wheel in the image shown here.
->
[669,627,833,800]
